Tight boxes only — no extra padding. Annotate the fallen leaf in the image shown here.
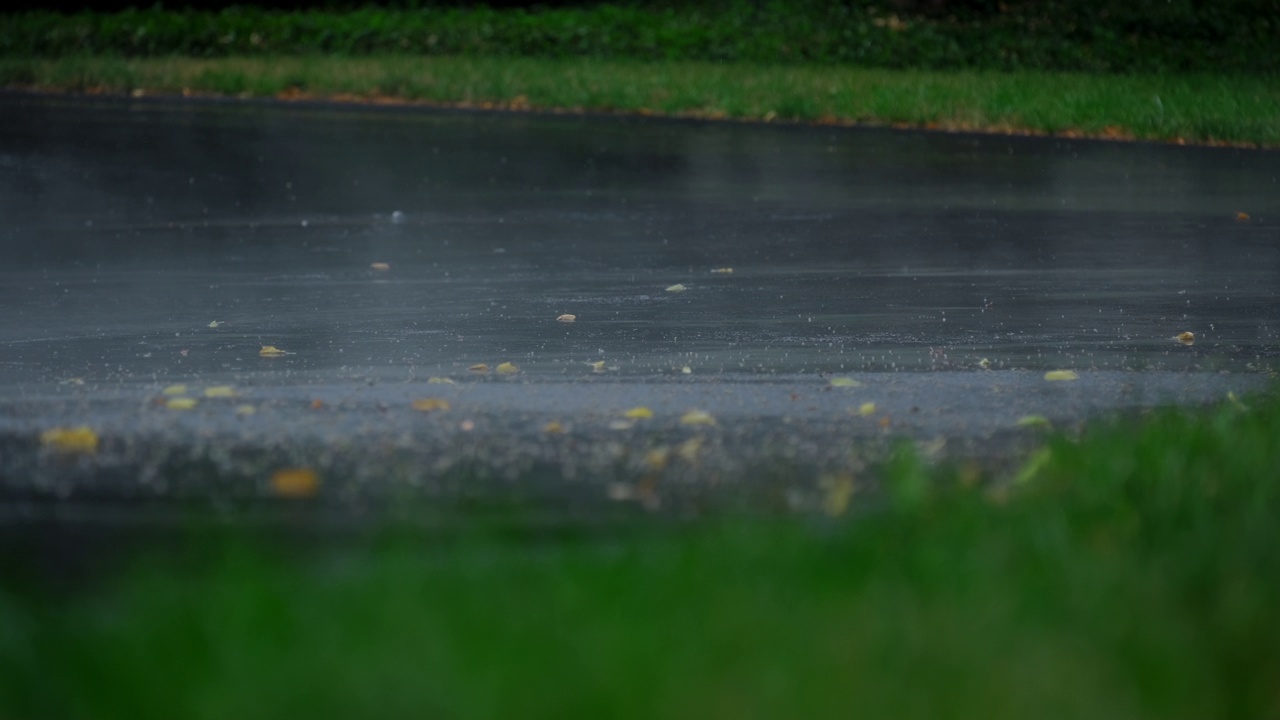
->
[665,284,687,293]
[978,358,992,370]
[271,467,319,498]
[370,262,391,271]
[411,398,451,412]
[496,362,519,374]
[556,314,576,323]
[830,377,862,388]
[235,404,256,416]
[1044,370,1079,382]
[203,386,237,398]
[820,473,855,517]
[624,406,654,419]
[427,377,456,384]
[1227,390,1249,411]
[589,360,607,373]
[166,397,198,410]
[162,384,188,396]
[1017,415,1052,428]
[543,421,565,434]
[207,320,222,328]
[1236,211,1250,222]
[310,399,325,410]
[259,345,289,357]
[677,437,704,462]
[710,267,734,274]
[468,363,490,373]
[40,426,99,454]
[645,447,670,470]
[681,366,692,375]
[858,402,877,416]
[1175,331,1195,346]
[680,410,716,426]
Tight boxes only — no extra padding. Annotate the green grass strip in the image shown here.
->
[4,55,1279,146]
[2,389,1278,719]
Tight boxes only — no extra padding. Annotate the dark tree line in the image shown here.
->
[7,0,1275,19]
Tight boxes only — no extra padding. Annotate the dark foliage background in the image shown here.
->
[2,0,1277,74]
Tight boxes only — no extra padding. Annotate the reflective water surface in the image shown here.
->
[2,93,1277,387]
[0,94,1277,517]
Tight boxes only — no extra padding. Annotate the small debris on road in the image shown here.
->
[1044,370,1079,382]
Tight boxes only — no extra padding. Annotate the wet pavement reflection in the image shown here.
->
[1,93,1277,517]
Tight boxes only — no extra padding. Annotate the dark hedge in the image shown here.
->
[2,1,1277,74]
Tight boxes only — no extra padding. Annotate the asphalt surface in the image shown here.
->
[1,92,1277,522]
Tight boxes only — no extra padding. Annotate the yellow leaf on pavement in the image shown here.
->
[680,410,716,426]
[624,406,654,419]
[166,397,198,410]
[677,437,704,462]
[203,386,237,398]
[830,377,861,388]
[496,362,519,374]
[1044,370,1079,382]
[259,345,289,357]
[40,426,99,454]
[411,398,451,412]
[645,447,670,470]
[162,384,188,396]
[271,467,319,498]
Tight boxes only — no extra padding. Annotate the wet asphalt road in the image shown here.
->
[1,92,1277,520]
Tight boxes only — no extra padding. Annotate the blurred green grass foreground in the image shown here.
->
[2,0,1279,145]
[2,389,1279,719]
